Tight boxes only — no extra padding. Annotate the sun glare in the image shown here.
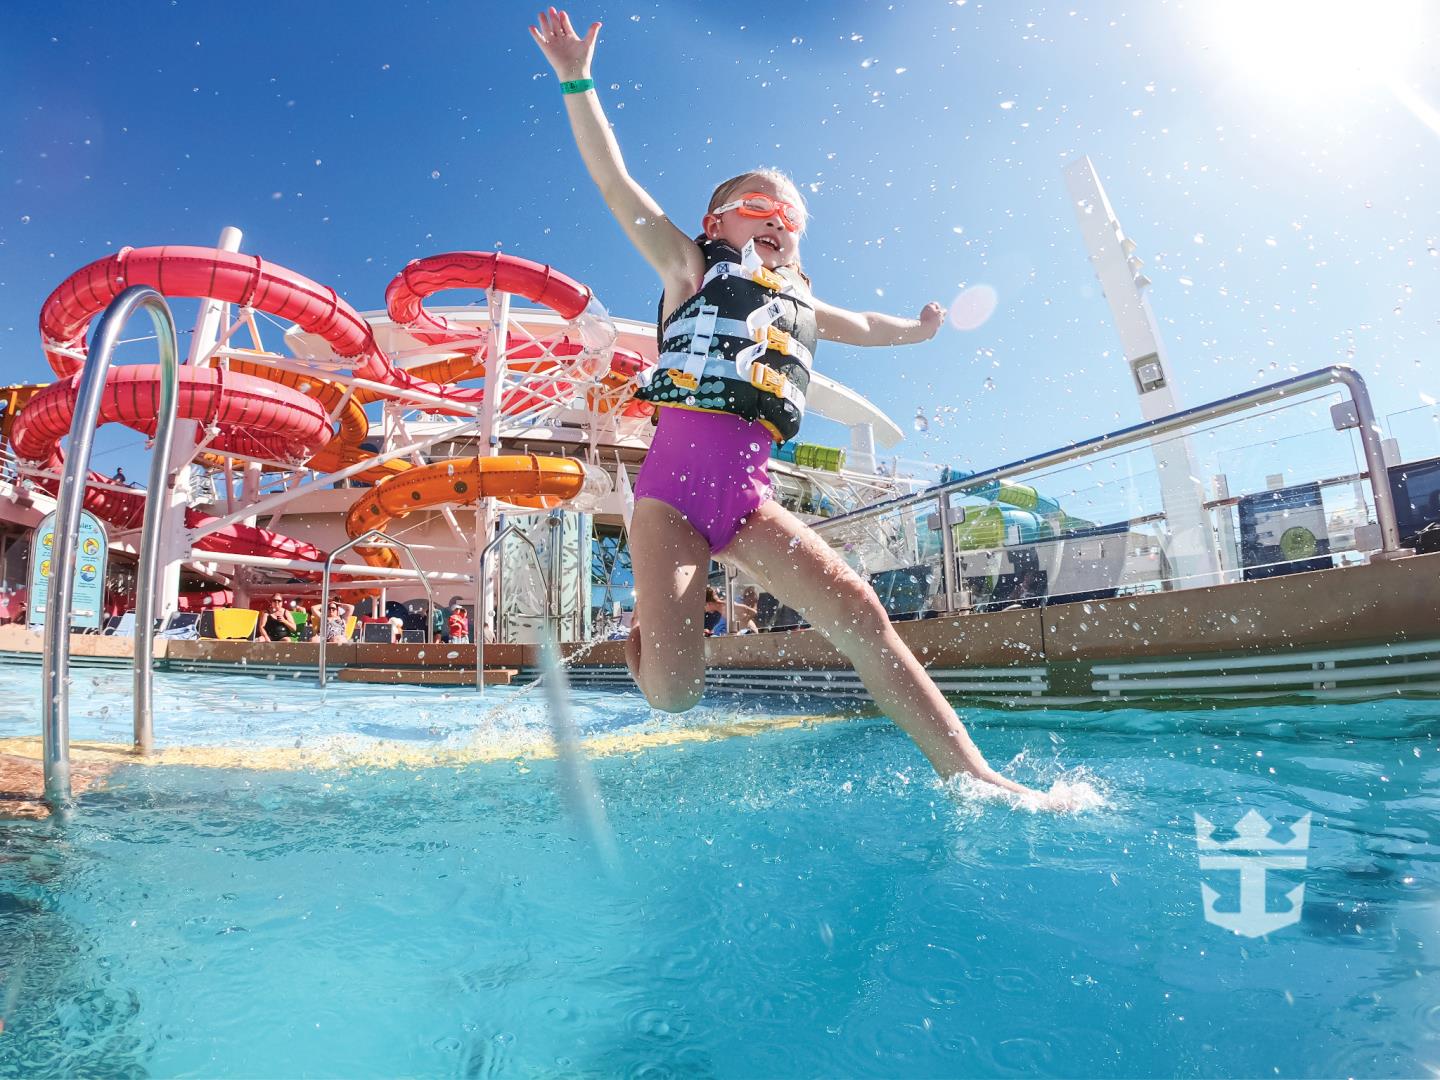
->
[1207,1,1425,99]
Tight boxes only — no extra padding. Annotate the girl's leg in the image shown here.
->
[721,499,1034,794]
[624,497,712,712]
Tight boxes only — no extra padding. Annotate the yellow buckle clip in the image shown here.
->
[752,267,785,292]
[667,368,699,392]
[750,363,786,397]
[753,325,793,356]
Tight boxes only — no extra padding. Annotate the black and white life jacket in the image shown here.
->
[634,237,817,444]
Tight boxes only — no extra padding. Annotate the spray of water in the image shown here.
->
[537,630,623,878]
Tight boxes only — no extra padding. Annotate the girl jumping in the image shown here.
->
[532,9,1069,805]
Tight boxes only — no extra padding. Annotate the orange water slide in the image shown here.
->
[226,352,521,483]
[0,384,46,448]
[216,354,413,483]
[235,341,647,483]
[344,455,587,570]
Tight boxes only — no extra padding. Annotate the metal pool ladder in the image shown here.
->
[41,286,181,811]
[317,529,437,688]
[477,522,551,694]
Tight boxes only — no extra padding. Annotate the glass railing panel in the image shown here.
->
[1385,400,1440,465]
[812,377,1400,615]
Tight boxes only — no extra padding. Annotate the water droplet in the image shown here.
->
[913,407,929,432]
[983,377,996,391]
[430,170,441,180]
[19,215,30,224]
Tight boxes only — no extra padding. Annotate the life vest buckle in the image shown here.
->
[750,363,787,397]
[754,325,793,356]
[752,267,786,292]
[667,368,700,392]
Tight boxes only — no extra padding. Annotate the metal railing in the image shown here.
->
[42,286,180,808]
[810,365,1409,613]
[317,529,436,687]
[477,523,550,693]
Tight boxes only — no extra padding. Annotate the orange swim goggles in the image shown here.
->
[711,192,805,233]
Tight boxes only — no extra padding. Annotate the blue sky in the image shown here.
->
[2,1,1437,479]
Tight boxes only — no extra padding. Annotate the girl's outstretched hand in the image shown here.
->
[918,301,946,340]
[530,7,600,81]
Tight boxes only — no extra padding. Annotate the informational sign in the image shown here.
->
[1238,481,1331,581]
[28,509,109,630]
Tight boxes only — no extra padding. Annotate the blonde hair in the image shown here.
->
[705,168,811,282]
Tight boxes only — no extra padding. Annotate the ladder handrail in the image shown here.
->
[317,529,438,687]
[477,523,550,693]
[42,286,180,808]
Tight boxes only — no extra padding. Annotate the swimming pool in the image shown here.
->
[1,667,1436,1076]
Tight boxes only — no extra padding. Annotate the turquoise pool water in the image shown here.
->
[1,667,1437,1076]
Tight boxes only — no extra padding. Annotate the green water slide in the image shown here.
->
[946,476,1095,551]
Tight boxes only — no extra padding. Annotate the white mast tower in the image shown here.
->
[1064,156,1222,588]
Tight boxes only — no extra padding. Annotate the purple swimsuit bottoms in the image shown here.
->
[634,407,774,554]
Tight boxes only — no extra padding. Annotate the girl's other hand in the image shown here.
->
[529,7,600,81]
[918,301,946,339]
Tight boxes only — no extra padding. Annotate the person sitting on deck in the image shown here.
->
[259,597,298,641]
[735,586,762,634]
[703,586,761,636]
[308,599,354,644]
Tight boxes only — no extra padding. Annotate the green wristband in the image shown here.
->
[560,78,595,95]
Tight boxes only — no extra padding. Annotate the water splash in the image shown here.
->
[537,631,622,879]
[943,764,1109,815]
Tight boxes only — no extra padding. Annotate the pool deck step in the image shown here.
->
[1,752,114,820]
[336,667,519,686]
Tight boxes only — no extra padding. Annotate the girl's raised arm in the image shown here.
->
[812,297,948,347]
[530,8,701,290]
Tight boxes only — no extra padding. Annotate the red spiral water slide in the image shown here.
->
[384,249,649,415]
[22,245,375,568]
[18,244,650,578]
